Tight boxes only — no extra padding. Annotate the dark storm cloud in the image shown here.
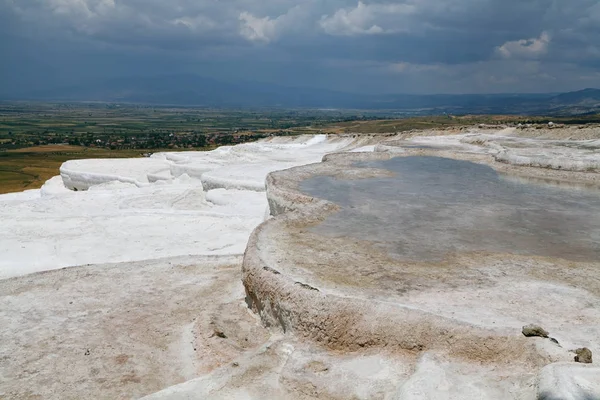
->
[1,0,600,94]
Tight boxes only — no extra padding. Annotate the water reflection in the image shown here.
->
[300,156,600,262]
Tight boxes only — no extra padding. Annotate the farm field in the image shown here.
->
[0,146,146,194]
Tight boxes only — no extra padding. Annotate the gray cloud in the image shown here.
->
[319,2,415,36]
[1,0,600,94]
[496,32,551,60]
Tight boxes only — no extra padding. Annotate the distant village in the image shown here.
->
[1,130,283,151]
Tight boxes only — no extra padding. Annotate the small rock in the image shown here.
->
[306,361,329,373]
[574,348,593,364]
[549,337,560,346]
[84,349,90,356]
[522,324,549,338]
[213,329,227,339]
[232,362,239,367]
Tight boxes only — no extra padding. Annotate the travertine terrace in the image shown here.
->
[242,128,600,399]
[2,126,600,399]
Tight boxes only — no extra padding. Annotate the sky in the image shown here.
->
[1,0,600,95]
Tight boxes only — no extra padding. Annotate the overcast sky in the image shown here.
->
[1,0,600,94]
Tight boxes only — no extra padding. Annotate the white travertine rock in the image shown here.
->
[538,363,600,400]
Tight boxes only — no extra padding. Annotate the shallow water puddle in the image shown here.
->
[301,156,600,262]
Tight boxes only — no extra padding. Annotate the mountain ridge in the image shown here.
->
[3,74,599,115]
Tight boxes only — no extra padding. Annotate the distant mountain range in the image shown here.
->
[3,74,600,115]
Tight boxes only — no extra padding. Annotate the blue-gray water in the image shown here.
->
[300,156,600,262]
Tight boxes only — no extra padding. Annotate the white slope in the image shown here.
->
[0,135,355,280]
[0,177,264,279]
[60,158,170,190]
[404,131,600,171]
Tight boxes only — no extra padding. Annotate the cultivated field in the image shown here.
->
[0,146,147,194]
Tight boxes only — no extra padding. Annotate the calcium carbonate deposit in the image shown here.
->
[1,128,600,400]
[0,135,353,279]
